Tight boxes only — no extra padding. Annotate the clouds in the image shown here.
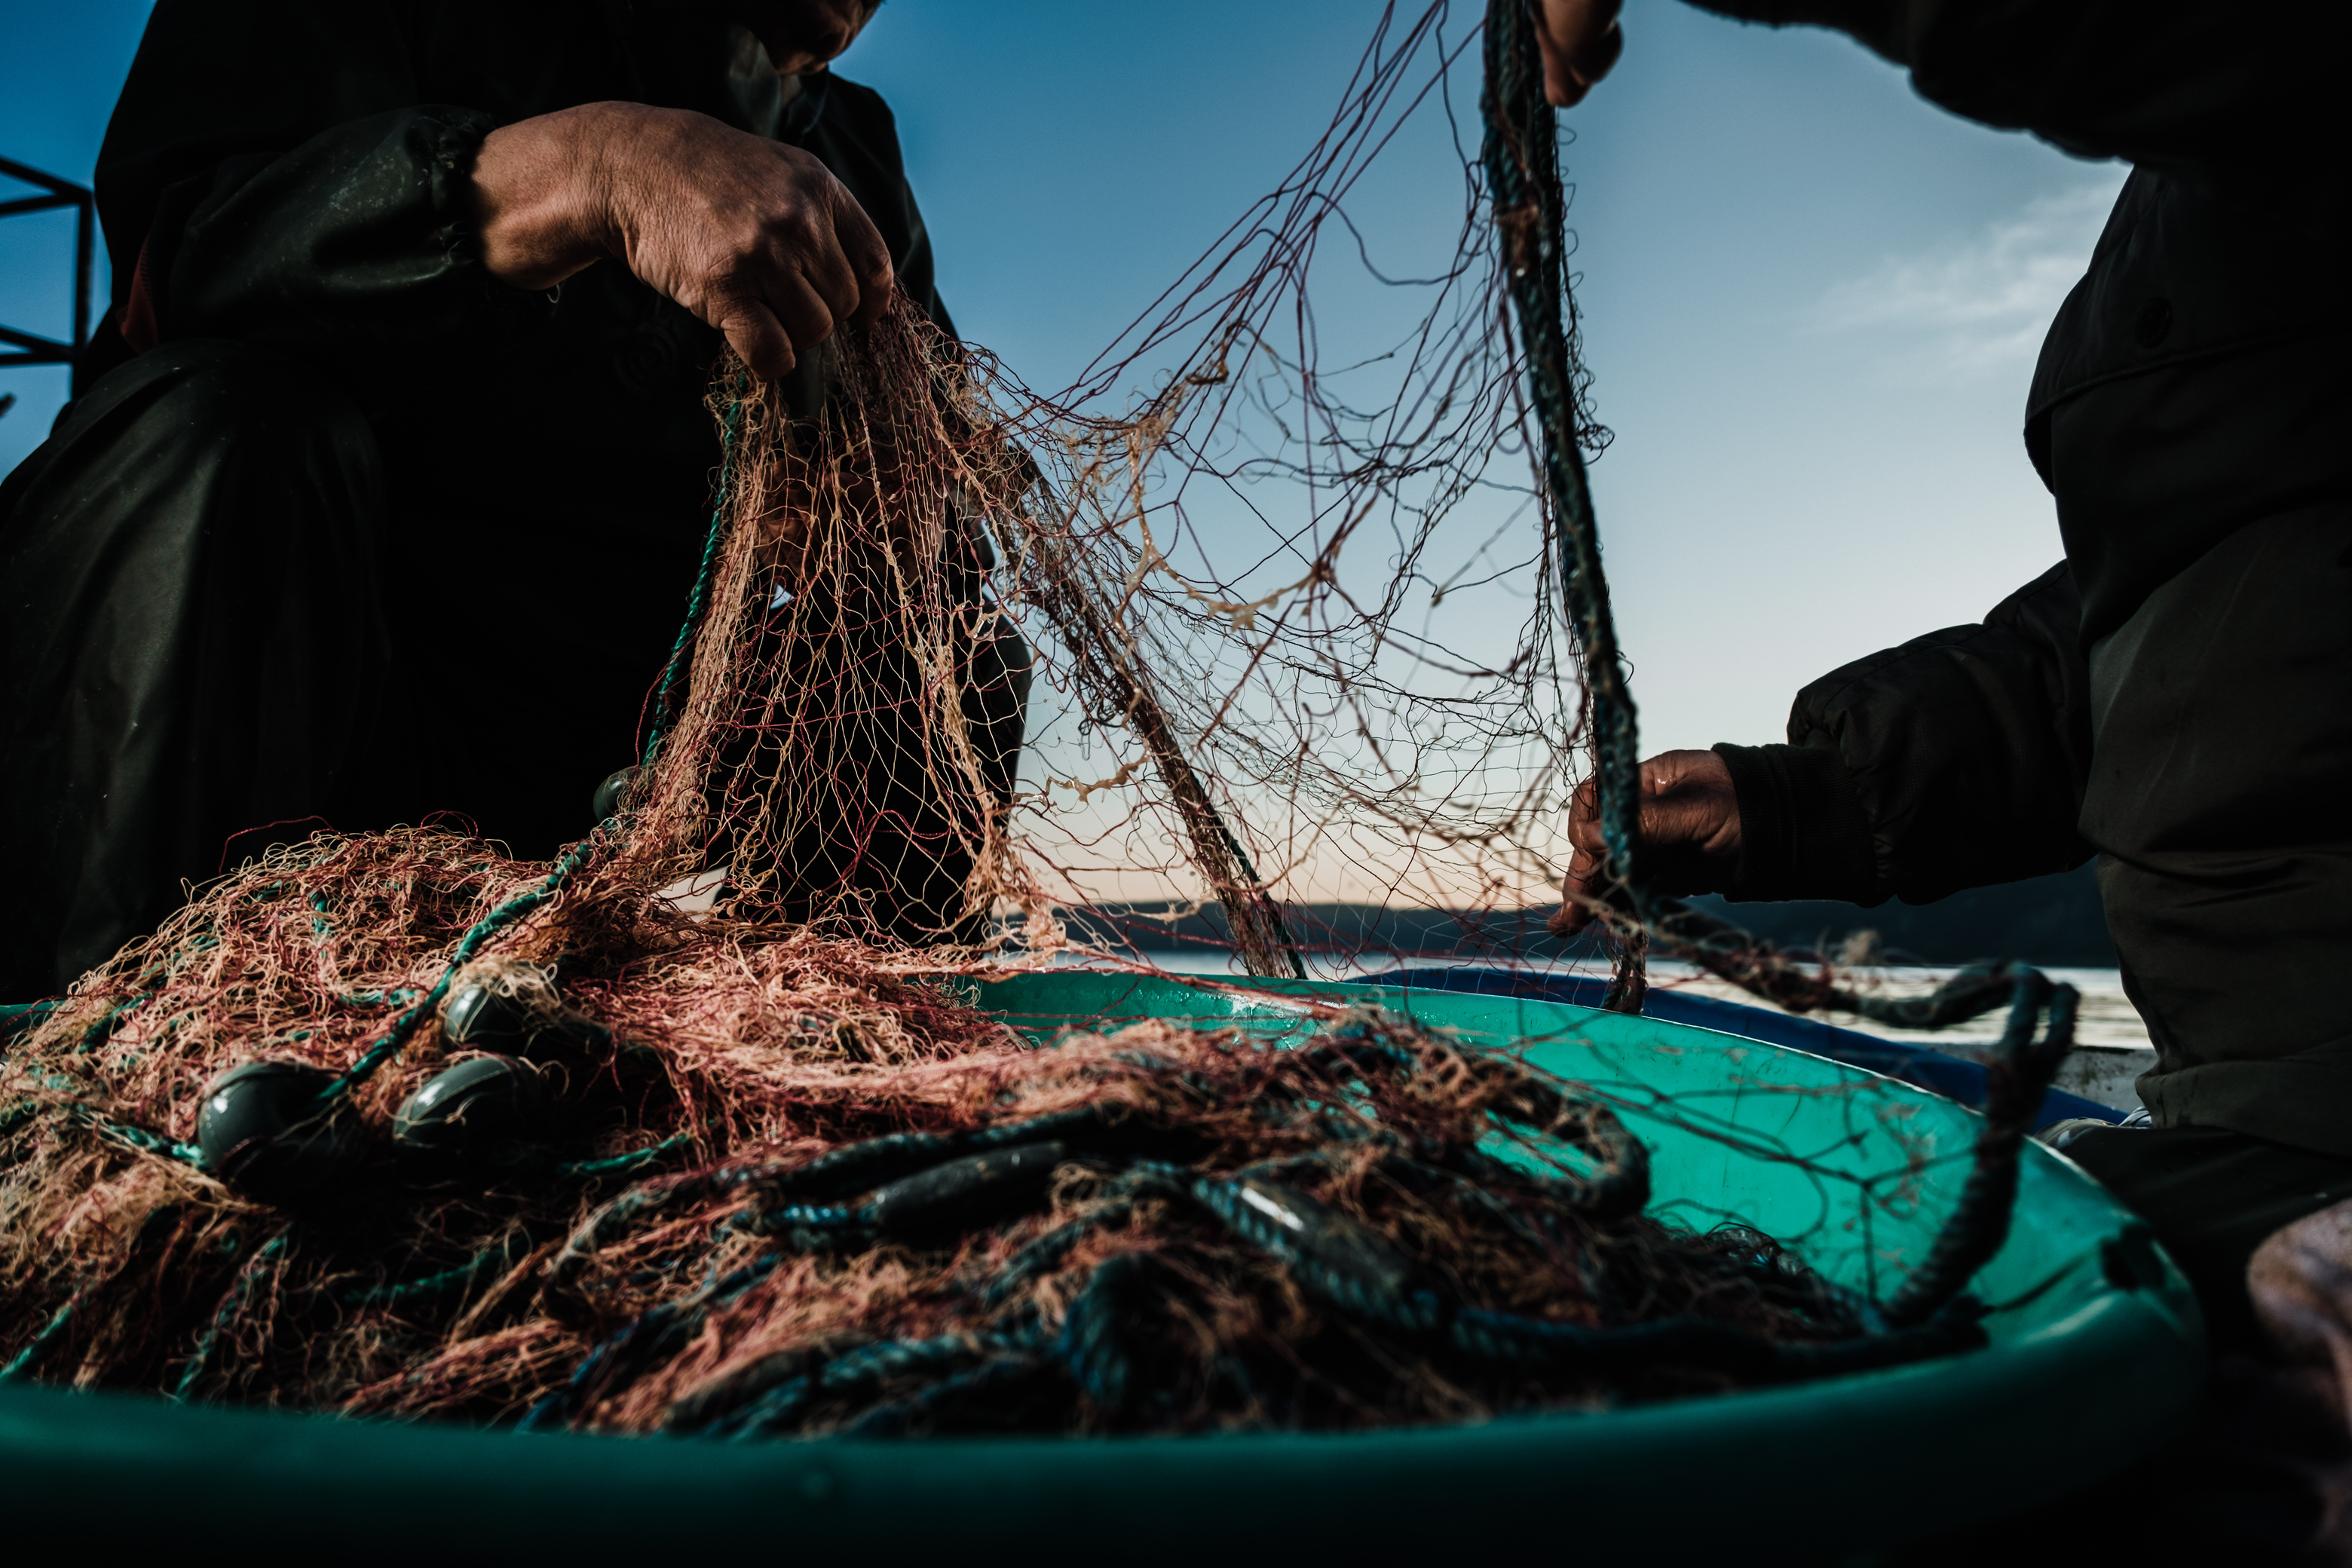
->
[1814,179,2124,376]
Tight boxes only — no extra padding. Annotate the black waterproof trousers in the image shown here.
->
[0,340,1028,997]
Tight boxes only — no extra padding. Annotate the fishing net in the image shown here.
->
[0,0,2079,1429]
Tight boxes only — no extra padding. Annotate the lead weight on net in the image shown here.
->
[196,1060,374,1205]
[393,1055,549,1165]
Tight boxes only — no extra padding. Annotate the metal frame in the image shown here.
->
[0,155,96,368]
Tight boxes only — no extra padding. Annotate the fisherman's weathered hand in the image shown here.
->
[1548,749,1741,936]
[1535,0,1625,107]
[467,102,894,380]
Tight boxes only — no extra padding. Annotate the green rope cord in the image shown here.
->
[71,1102,204,1165]
[0,999,62,1047]
[7,1204,192,1382]
[1210,815,1309,982]
[343,1229,537,1308]
[309,892,421,1009]
[558,1130,695,1181]
[2,994,189,1165]
[174,1227,291,1401]
[311,835,602,1105]
[642,378,749,770]
[1482,0,1646,995]
[13,1068,204,1165]
[76,991,155,1052]
[0,1296,77,1382]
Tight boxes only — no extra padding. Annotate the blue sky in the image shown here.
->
[1,0,2120,757]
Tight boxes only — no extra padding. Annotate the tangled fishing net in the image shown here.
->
[0,0,2078,1431]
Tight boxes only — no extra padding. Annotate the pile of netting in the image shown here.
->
[0,0,2079,1435]
[0,827,1014,1413]
[0,838,2008,1429]
[0,772,2053,1429]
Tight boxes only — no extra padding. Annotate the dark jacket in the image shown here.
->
[1687,0,2352,1152]
[75,1,951,521]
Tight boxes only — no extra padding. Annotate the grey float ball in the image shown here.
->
[393,1054,549,1164]
[195,1060,372,1203]
[443,980,609,1061]
[591,765,640,823]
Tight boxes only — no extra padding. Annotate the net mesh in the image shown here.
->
[0,0,2078,1429]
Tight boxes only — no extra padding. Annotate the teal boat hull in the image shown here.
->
[0,972,2201,1563]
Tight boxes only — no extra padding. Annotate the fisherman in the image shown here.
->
[0,1,1027,997]
[1539,0,2352,1351]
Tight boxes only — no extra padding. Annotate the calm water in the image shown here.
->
[1107,950,2151,1111]
[1119,951,2145,1043]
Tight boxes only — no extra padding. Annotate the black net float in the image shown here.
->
[442,981,607,1061]
[194,1060,372,1203]
[392,1054,550,1164]
[591,766,640,824]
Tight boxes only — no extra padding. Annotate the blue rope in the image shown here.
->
[719,1373,816,1441]
[520,1248,789,1433]
[555,1003,2036,1438]
[1050,1252,1146,1412]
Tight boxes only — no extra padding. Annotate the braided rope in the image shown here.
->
[1481,0,1646,1010]
[642,379,750,768]
[175,1226,292,1400]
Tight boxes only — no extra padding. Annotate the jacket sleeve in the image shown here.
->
[1684,0,2350,169]
[162,107,549,357]
[1710,562,2094,905]
[89,2,547,376]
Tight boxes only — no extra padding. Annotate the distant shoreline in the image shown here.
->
[1064,862,2117,971]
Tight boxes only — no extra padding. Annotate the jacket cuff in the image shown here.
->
[1712,741,1881,903]
[421,109,563,328]
[167,106,557,354]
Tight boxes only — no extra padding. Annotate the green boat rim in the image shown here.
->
[0,972,2204,1564]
